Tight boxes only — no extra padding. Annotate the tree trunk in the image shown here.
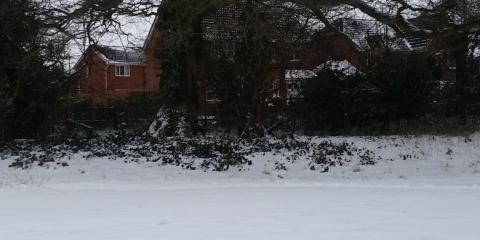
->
[452,35,469,124]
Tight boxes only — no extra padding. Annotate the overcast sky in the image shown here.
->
[67,15,155,70]
[65,0,441,69]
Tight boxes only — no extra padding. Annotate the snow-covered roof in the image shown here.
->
[285,70,317,81]
[285,59,359,81]
[316,60,359,75]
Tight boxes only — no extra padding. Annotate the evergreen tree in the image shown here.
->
[0,0,68,140]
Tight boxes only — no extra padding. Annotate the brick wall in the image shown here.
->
[144,26,162,92]
[76,50,149,105]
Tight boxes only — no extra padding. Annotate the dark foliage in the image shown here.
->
[204,60,252,130]
[2,131,384,173]
[309,141,379,172]
[365,54,440,120]
[292,54,442,135]
[0,0,68,140]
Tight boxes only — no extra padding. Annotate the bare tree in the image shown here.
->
[38,0,480,130]
[298,0,480,120]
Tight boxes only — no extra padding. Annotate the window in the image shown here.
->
[272,78,280,99]
[213,41,236,61]
[115,65,130,76]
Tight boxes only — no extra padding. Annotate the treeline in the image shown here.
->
[156,0,480,136]
[1,0,480,141]
[0,0,68,140]
[291,54,480,135]
[185,51,480,136]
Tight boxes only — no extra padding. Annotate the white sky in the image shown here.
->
[67,15,155,71]
[64,0,443,70]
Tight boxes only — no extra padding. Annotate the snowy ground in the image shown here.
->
[1,135,480,240]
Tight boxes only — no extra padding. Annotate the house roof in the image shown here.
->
[73,45,145,70]
[200,1,317,42]
[339,18,406,51]
[94,45,144,63]
[201,2,243,41]
[200,1,431,52]
[334,18,430,52]
[143,15,159,50]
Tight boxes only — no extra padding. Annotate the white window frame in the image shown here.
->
[272,78,280,99]
[115,65,130,77]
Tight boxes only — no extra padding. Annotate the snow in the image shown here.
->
[148,108,170,137]
[2,184,479,240]
[316,60,359,75]
[2,134,480,239]
[285,69,317,80]
[285,60,358,82]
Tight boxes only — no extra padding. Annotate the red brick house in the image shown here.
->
[73,45,160,105]
[137,3,453,116]
[73,2,454,111]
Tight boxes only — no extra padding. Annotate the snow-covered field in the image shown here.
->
[1,135,480,240]
[2,183,479,240]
